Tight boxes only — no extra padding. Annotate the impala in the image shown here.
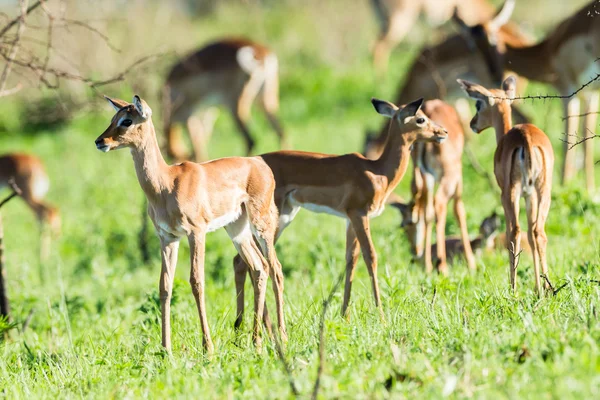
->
[366,100,475,274]
[232,97,448,325]
[95,95,286,353]
[388,0,532,127]
[370,0,519,72]
[0,153,60,261]
[458,76,554,294]
[458,1,600,191]
[163,37,286,162]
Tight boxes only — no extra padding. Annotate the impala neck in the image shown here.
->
[505,43,556,84]
[375,124,414,192]
[130,120,170,199]
[492,104,513,142]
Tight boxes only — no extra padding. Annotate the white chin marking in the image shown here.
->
[436,136,447,144]
[96,145,111,153]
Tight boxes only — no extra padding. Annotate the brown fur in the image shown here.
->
[164,37,285,162]
[458,76,554,295]
[233,98,448,326]
[95,95,286,353]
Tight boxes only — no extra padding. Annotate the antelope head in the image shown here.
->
[371,98,448,144]
[95,95,153,152]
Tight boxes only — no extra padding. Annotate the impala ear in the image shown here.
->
[502,75,517,101]
[133,95,152,120]
[371,98,398,118]
[398,98,424,121]
[104,96,128,112]
[457,79,495,105]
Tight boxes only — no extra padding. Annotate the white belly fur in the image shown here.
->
[207,207,243,232]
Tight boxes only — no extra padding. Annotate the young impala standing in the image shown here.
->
[233,98,448,326]
[458,1,600,191]
[0,153,60,261]
[365,100,476,274]
[95,95,286,353]
[458,76,554,295]
[163,37,286,162]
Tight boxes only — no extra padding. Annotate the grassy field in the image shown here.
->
[1,0,600,398]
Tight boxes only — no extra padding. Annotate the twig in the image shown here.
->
[311,272,344,400]
[0,0,28,93]
[540,274,568,296]
[562,111,600,121]
[489,74,600,102]
[559,129,600,151]
[0,179,22,209]
[0,0,40,38]
[21,308,34,333]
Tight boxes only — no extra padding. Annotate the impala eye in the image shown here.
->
[120,119,133,127]
[416,118,425,124]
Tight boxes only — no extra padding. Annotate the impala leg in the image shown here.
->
[233,254,247,330]
[261,65,287,149]
[159,238,180,352]
[371,0,419,73]
[525,191,542,295]
[423,174,435,274]
[434,184,450,275]
[348,211,384,321]
[562,97,580,185]
[232,71,264,155]
[583,91,599,192]
[188,230,214,354]
[502,188,521,294]
[453,181,476,270]
[342,223,360,319]
[535,184,552,292]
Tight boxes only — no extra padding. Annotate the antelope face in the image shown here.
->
[371,98,448,144]
[95,95,152,152]
[457,76,516,134]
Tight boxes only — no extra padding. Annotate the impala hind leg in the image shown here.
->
[502,187,522,293]
[433,183,451,275]
[159,238,180,352]
[232,71,264,155]
[188,230,214,353]
[226,214,268,350]
[233,255,274,335]
[535,184,552,292]
[525,191,542,295]
[342,223,360,319]
[188,108,219,162]
[348,211,384,321]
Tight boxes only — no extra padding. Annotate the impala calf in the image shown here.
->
[95,95,285,353]
[368,100,475,274]
[163,37,286,162]
[233,97,448,325]
[458,76,554,294]
[0,153,60,261]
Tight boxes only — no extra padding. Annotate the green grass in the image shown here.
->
[1,1,600,398]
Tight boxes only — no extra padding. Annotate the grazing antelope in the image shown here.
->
[371,0,518,72]
[163,37,286,162]
[458,76,554,295]
[95,95,285,353]
[233,97,448,325]
[458,1,600,191]
[388,0,532,128]
[366,100,475,274]
[0,153,60,260]
[433,212,501,263]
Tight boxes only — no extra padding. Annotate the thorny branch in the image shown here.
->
[0,0,160,98]
[559,130,600,153]
[0,179,22,209]
[489,73,600,102]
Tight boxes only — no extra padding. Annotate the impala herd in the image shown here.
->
[1,0,599,353]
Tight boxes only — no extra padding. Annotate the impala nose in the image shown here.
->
[95,138,103,146]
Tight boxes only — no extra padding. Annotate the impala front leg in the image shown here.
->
[159,238,180,352]
[348,211,384,321]
[188,230,214,354]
